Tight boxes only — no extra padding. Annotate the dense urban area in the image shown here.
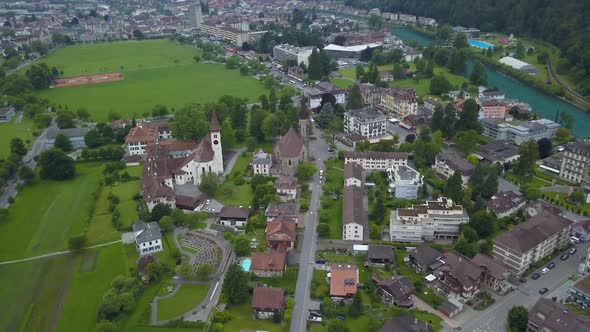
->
[0,1,589,332]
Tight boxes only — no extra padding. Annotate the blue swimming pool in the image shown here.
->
[468,40,494,49]
[241,259,251,272]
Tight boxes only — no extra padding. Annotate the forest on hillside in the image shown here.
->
[343,0,590,96]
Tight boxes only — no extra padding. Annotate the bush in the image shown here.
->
[68,234,87,251]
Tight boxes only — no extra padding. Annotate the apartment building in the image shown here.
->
[359,83,383,107]
[342,186,368,241]
[344,162,364,187]
[344,151,408,171]
[381,87,418,119]
[480,117,560,145]
[559,141,590,184]
[432,150,474,187]
[492,211,572,276]
[389,197,469,243]
[202,24,248,45]
[480,100,508,119]
[272,44,314,67]
[343,107,387,139]
[387,165,423,199]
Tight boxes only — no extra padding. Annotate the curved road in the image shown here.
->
[546,58,590,108]
[0,240,122,265]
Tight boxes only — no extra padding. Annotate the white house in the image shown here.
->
[218,206,251,227]
[252,149,272,175]
[274,175,298,202]
[344,162,364,187]
[132,220,163,255]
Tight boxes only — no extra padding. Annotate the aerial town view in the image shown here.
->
[1,0,590,332]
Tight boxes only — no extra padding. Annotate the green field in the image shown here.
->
[223,303,282,332]
[215,154,254,206]
[0,116,35,159]
[35,40,266,122]
[156,284,210,321]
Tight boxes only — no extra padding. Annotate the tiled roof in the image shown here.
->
[219,206,250,219]
[275,175,298,190]
[344,151,408,160]
[528,298,590,332]
[344,162,363,181]
[330,264,358,297]
[209,111,220,132]
[276,128,304,158]
[250,252,287,272]
[342,186,367,227]
[251,287,285,311]
[266,220,296,242]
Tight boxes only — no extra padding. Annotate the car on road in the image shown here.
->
[531,272,541,280]
[547,262,556,270]
[560,253,569,260]
[539,288,549,294]
[569,247,577,255]
[541,267,550,274]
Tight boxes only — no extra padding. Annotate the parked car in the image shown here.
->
[308,316,322,323]
[309,310,321,317]
[315,259,327,264]
[569,247,577,255]
[539,288,549,294]
[541,267,550,274]
[531,272,541,280]
[560,253,569,261]
[547,262,556,270]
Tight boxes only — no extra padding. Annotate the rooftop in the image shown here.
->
[330,264,358,297]
[132,220,162,243]
[345,107,386,123]
[342,186,367,227]
[344,162,364,181]
[573,273,590,294]
[218,206,250,220]
[251,287,285,311]
[344,151,409,161]
[487,191,525,214]
[250,252,286,272]
[528,298,590,332]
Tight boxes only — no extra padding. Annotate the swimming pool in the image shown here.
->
[241,259,251,272]
[468,40,494,49]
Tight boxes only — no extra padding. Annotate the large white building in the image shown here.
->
[202,24,248,45]
[387,165,423,199]
[344,107,387,139]
[492,211,572,276]
[480,117,560,145]
[344,151,408,171]
[498,56,538,75]
[389,198,469,243]
[188,4,202,29]
[133,220,163,255]
[307,82,346,109]
[559,141,590,185]
[272,44,315,67]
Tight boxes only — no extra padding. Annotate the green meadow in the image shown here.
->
[0,116,35,159]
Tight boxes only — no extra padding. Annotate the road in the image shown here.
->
[448,241,590,332]
[290,125,332,332]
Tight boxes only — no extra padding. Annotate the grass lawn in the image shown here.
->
[331,78,354,89]
[543,191,590,216]
[223,303,282,332]
[389,66,471,97]
[310,269,329,299]
[0,116,35,159]
[215,154,253,206]
[55,245,126,332]
[156,283,210,321]
[251,266,299,293]
[33,40,265,122]
[319,158,344,239]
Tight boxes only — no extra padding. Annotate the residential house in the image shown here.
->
[479,90,505,101]
[408,246,443,273]
[273,128,307,176]
[344,107,387,139]
[344,151,409,171]
[266,202,300,224]
[390,198,469,243]
[252,149,272,176]
[218,206,250,227]
[368,245,395,266]
[266,218,297,252]
[479,117,560,145]
[329,264,359,300]
[471,254,511,294]
[493,211,573,276]
[523,200,563,218]
[378,70,394,82]
[251,287,286,320]
[307,82,346,109]
[0,107,15,122]
[250,251,287,277]
[374,275,414,308]
[527,298,590,332]
[480,100,508,119]
[124,122,161,155]
[572,220,590,242]
[344,162,364,187]
[559,140,590,185]
[423,97,442,113]
[360,83,383,107]
[433,150,475,187]
[379,316,430,332]
[342,186,368,241]
[132,220,163,256]
[275,175,298,202]
[45,127,90,149]
[380,87,418,119]
[570,274,590,309]
[387,165,423,199]
[436,252,484,299]
[486,191,526,218]
[474,140,520,165]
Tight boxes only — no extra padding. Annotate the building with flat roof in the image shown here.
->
[560,140,590,185]
[343,107,387,139]
[323,42,382,59]
[492,211,572,276]
[389,197,469,242]
[272,44,314,67]
[570,274,590,310]
[387,165,423,199]
[474,140,520,165]
[45,127,90,149]
[344,151,408,171]
[202,24,248,45]
[480,117,560,145]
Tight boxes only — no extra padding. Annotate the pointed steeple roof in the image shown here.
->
[210,111,220,132]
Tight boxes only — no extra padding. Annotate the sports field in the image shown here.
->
[0,116,34,159]
[35,40,265,122]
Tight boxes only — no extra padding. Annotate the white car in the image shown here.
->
[540,267,550,274]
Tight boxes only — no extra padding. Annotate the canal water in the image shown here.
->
[391,26,590,138]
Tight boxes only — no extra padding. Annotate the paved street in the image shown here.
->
[445,242,590,332]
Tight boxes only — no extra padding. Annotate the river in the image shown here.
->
[391,26,590,138]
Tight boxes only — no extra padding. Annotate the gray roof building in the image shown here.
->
[528,298,590,332]
[132,220,162,244]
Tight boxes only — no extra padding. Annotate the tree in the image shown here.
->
[514,140,539,175]
[25,63,54,89]
[132,28,144,39]
[296,162,317,182]
[445,171,464,203]
[555,127,571,143]
[507,306,528,332]
[150,203,172,222]
[233,234,251,256]
[456,99,481,132]
[348,292,363,317]
[537,138,552,159]
[172,105,208,140]
[56,112,75,129]
[453,32,468,49]
[220,119,235,148]
[38,149,75,180]
[430,105,445,134]
[429,74,452,95]
[18,165,35,184]
[317,223,330,237]
[158,216,174,233]
[470,60,488,86]
[355,65,365,79]
[307,48,322,80]
[454,234,476,257]
[76,108,91,121]
[239,65,249,76]
[10,138,27,157]
[222,263,250,304]
[347,84,363,109]
[196,263,213,280]
[151,104,168,118]
[328,319,350,332]
[454,130,479,155]
[392,63,405,80]
[515,42,525,59]
[368,14,383,30]
[198,172,219,196]
[68,234,87,250]
[316,102,336,129]
[369,223,381,240]
[435,24,452,42]
[176,262,193,278]
[448,49,467,76]
[469,211,496,238]
[249,109,269,141]
[33,113,52,129]
[94,321,118,332]
[146,261,172,281]
[54,133,73,152]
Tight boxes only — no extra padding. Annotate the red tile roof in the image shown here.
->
[330,264,358,297]
[250,252,287,272]
[251,287,285,311]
